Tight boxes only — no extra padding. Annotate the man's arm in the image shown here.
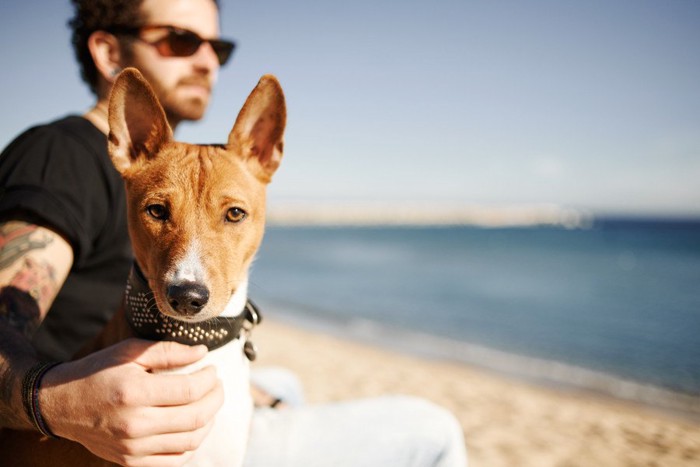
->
[0,220,224,466]
[0,221,73,429]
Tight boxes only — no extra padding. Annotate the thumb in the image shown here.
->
[126,339,209,370]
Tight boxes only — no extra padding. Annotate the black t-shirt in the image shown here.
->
[0,116,132,360]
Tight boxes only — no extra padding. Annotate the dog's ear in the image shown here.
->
[107,67,173,174]
[228,75,286,183]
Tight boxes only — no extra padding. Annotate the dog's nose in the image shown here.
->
[166,282,210,316]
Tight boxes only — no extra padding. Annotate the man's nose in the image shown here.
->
[192,41,221,73]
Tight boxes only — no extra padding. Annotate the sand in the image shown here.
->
[252,319,700,467]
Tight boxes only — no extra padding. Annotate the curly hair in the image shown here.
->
[68,0,220,96]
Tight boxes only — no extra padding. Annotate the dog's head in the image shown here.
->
[107,68,285,322]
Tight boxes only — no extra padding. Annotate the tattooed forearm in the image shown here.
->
[0,224,55,429]
[0,223,54,269]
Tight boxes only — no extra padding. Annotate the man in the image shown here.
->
[1,1,228,464]
[0,0,467,465]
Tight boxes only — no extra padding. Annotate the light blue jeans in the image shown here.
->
[246,368,468,467]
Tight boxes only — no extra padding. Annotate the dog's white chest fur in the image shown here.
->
[163,338,252,467]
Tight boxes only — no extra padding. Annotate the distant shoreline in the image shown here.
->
[267,202,591,228]
[266,202,700,229]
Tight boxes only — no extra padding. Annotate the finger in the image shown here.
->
[123,418,215,461]
[130,340,208,370]
[138,378,224,436]
[121,450,195,467]
[141,365,219,407]
[73,430,194,467]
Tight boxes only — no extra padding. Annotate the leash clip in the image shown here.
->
[242,299,262,361]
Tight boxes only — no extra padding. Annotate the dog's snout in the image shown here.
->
[166,282,210,316]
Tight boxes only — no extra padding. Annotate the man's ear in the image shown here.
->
[228,75,286,183]
[107,68,173,174]
[88,31,124,93]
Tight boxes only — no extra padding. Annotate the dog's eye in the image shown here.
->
[226,207,247,223]
[147,204,169,220]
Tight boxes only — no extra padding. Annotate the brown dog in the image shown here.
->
[2,68,286,466]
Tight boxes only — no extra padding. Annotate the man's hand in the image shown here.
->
[40,339,223,467]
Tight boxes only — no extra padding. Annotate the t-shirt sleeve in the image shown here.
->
[0,124,109,266]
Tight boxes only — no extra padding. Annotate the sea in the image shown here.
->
[248,218,700,419]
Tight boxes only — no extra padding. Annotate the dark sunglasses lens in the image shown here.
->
[160,29,235,65]
[167,30,202,56]
[211,40,235,65]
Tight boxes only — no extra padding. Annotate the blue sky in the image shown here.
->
[1,0,699,217]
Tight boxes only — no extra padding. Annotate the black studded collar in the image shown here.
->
[124,263,261,358]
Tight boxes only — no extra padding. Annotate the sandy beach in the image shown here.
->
[252,318,700,467]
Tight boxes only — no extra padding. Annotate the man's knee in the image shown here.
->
[250,367,305,407]
[383,395,467,466]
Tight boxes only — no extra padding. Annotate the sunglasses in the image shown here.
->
[110,25,236,65]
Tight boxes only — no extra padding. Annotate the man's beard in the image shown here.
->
[164,96,208,125]
[160,76,212,126]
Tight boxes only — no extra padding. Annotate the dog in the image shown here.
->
[4,68,286,466]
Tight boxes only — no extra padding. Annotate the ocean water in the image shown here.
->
[249,219,700,415]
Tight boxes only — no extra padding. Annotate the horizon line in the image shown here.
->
[265,202,700,228]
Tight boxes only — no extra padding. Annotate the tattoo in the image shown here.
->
[0,223,54,269]
[0,286,41,339]
[8,257,58,312]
